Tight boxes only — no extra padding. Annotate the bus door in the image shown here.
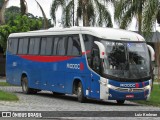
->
[90,45,102,99]
[89,41,105,99]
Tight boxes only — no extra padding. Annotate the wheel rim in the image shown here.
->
[22,80,27,92]
[77,84,82,97]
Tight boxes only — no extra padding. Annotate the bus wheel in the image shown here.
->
[116,100,125,104]
[77,82,86,103]
[21,76,31,94]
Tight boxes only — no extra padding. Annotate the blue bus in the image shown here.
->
[6,27,155,104]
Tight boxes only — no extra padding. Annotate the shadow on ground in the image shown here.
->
[15,90,139,107]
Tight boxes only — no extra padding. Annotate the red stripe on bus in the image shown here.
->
[19,55,73,62]
[82,50,91,55]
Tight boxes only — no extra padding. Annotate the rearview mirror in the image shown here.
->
[94,41,105,58]
[147,45,155,61]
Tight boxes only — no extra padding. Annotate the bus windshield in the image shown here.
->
[101,40,150,81]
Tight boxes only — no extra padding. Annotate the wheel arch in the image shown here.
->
[72,77,86,95]
[21,72,29,85]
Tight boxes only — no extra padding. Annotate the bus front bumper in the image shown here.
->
[107,84,151,100]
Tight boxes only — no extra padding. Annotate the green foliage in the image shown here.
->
[50,0,113,27]
[50,0,66,26]
[5,6,53,29]
[5,6,20,23]
[94,0,112,27]
[0,6,53,52]
[143,0,159,36]
[7,15,42,32]
[0,82,11,86]
[0,15,43,52]
[0,90,19,101]
[0,25,11,52]
[114,0,159,36]
[134,84,160,107]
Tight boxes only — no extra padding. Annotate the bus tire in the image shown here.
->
[77,82,86,103]
[21,76,32,94]
[116,100,125,104]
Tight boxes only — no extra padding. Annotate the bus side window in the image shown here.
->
[9,38,19,54]
[67,35,81,56]
[22,38,29,54]
[83,35,94,66]
[8,39,18,54]
[8,39,12,52]
[83,35,93,53]
[34,38,40,55]
[13,39,19,54]
[72,36,81,56]
[18,38,23,54]
[28,37,40,55]
[57,37,66,56]
[29,38,35,55]
[46,37,53,55]
[67,37,73,55]
[18,38,29,55]
[40,38,47,55]
[91,45,101,74]
[53,37,59,55]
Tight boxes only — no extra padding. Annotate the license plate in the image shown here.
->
[126,94,134,98]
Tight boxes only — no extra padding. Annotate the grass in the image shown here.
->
[0,90,19,101]
[0,81,19,101]
[0,82,11,86]
[134,84,160,107]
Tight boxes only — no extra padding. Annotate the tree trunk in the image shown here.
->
[76,12,79,26]
[82,0,89,26]
[157,9,160,25]
[155,35,160,83]
[137,1,143,35]
[20,0,27,15]
[73,0,75,26]
[0,0,9,25]
[157,42,160,82]
[35,0,48,29]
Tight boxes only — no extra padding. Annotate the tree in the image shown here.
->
[0,0,9,25]
[50,0,113,27]
[5,6,53,29]
[20,0,28,15]
[157,9,160,25]
[0,15,43,51]
[114,0,159,35]
[19,0,49,29]
[35,0,48,29]
[0,25,11,52]
[0,14,46,52]
[5,6,21,23]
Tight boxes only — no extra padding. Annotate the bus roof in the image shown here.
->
[9,27,145,42]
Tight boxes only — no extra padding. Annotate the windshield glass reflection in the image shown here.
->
[101,40,150,80]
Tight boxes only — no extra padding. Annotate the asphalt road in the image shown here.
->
[0,78,160,119]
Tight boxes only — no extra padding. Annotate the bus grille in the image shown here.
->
[115,88,144,92]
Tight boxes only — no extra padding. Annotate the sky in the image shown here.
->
[7,0,159,31]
